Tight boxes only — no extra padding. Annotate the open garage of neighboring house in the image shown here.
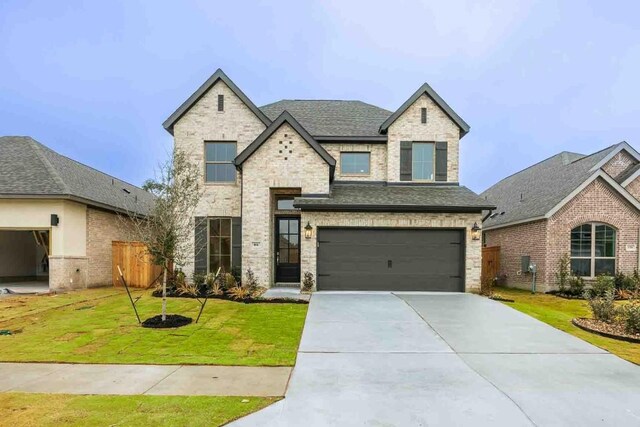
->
[0,229,50,294]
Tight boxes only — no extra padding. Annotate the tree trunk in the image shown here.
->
[161,261,167,321]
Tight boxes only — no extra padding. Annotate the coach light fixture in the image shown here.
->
[304,222,313,239]
[471,222,481,240]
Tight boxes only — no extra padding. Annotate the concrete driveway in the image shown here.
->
[231,292,640,426]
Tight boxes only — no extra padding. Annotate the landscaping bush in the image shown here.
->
[619,302,640,335]
[567,276,585,297]
[614,271,637,291]
[589,274,615,297]
[555,253,571,292]
[584,288,617,323]
[244,268,259,294]
[480,276,495,296]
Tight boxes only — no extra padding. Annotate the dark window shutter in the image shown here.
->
[435,141,448,181]
[231,217,242,271]
[421,108,427,124]
[400,141,412,181]
[217,95,224,111]
[194,217,208,274]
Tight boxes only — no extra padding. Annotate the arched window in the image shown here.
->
[570,223,616,277]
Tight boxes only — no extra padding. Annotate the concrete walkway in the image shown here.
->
[231,292,640,427]
[0,363,291,396]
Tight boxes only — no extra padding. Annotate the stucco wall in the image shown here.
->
[241,123,331,285]
[483,220,548,291]
[301,211,483,292]
[386,94,460,183]
[321,143,386,181]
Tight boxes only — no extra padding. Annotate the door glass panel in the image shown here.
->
[279,219,289,234]
[279,248,289,263]
[289,248,299,263]
[289,219,299,234]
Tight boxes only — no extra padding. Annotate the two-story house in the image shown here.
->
[163,69,493,292]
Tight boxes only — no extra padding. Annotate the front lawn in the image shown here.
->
[1,392,277,427]
[496,286,640,365]
[0,288,307,366]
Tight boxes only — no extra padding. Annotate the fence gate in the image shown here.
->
[481,246,501,284]
[112,241,163,288]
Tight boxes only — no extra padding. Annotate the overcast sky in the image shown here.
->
[1,0,638,192]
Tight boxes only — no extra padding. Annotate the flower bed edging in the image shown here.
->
[572,318,640,344]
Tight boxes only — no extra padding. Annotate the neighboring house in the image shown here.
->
[482,142,640,292]
[0,136,154,291]
[163,69,493,292]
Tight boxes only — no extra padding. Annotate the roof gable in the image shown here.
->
[379,83,470,137]
[234,111,336,171]
[162,69,271,135]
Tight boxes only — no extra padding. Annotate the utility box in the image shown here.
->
[521,256,531,274]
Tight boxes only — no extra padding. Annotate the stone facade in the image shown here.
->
[86,208,133,287]
[321,143,387,181]
[241,123,330,285]
[484,178,640,291]
[602,150,638,180]
[387,94,460,183]
[49,256,88,290]
[301,211,483,291]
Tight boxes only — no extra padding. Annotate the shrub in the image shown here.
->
[619,302,640,335]
[244,268,259,293]
[585,289,617,323]
[567,276,585,296]
[226,285,251,301]
[590,275,615,297]
[614,271,637,291]
[204,272,223,296]
[224,272,238,290]
[302,271,315,292]
[555,253,570,292]
[191,272,206,286]
[480,276,495,296]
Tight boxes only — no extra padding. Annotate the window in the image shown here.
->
[340,152,370,175]
[421,107,427,124]
[570,223,616,277]
[217,94,224,112]
[209,218,231,273]
[276,196,299,210]
[205,142,236,182]
[412,142,434,180]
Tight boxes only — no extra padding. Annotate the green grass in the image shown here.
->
[0,288,307,366]
[0,393,278,427]
[496,286,640,365]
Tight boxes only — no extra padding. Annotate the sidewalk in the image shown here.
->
[0,362,291,396]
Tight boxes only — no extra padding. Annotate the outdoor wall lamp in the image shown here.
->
[304,221,313,239]
[471,222,481,240]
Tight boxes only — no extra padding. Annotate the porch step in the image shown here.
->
[273,282,300,288]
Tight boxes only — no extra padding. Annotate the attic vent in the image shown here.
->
[122,188,131,194]
[421,108,427,124]
[218,94,224,112]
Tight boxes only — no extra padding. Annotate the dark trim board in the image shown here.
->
[296,204,488,213]
[316,227,466,292]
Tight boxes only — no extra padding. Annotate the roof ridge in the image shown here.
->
[27,137,69,194]
[569,143,619,164]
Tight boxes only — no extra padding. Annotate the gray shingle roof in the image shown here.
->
[260,100,392,137]
[0,136,154,215]
[295,183,494,212]
[480,144,624,229]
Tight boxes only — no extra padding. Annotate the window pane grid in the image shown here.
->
[209,218,232,273]
[570,223,616,277]
[340,153,370,175]
[412,143,434,180]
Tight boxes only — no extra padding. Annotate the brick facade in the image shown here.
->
[484,177,640,291]
[86,208,133,287]
[625,175,640,201]
[387,94,460,183]
[602,150,637,180]
[321,143,387,181]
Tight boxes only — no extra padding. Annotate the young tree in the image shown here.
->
[123,150,203,321]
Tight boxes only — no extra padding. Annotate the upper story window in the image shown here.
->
[276,196,299,210]
[570,223,616,277]
[421,108,427,124]
[217,94,224,112]
[205,142,236,183]
[340,152,370,175]
[412,142,435,180]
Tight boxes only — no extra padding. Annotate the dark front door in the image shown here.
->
[275,217,300,282]
[317,228,465,291]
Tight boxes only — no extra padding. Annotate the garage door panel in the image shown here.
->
[317,228,464,292]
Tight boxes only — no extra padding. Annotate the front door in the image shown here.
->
[275,217,300,282]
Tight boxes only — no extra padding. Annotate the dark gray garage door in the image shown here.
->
[317,228,465,292]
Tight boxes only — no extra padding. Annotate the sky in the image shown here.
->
[1,0,639,193]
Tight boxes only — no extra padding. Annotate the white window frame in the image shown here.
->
[204,141,236,183]
[340,152,370,176]
[570,222,616,278]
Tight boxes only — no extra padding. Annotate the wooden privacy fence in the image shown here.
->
[112,241,163,288]
[481,246,501,284]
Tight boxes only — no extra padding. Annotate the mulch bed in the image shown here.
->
[141,314,193,329]
[572,318,640,343]
[151,289,308,304]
